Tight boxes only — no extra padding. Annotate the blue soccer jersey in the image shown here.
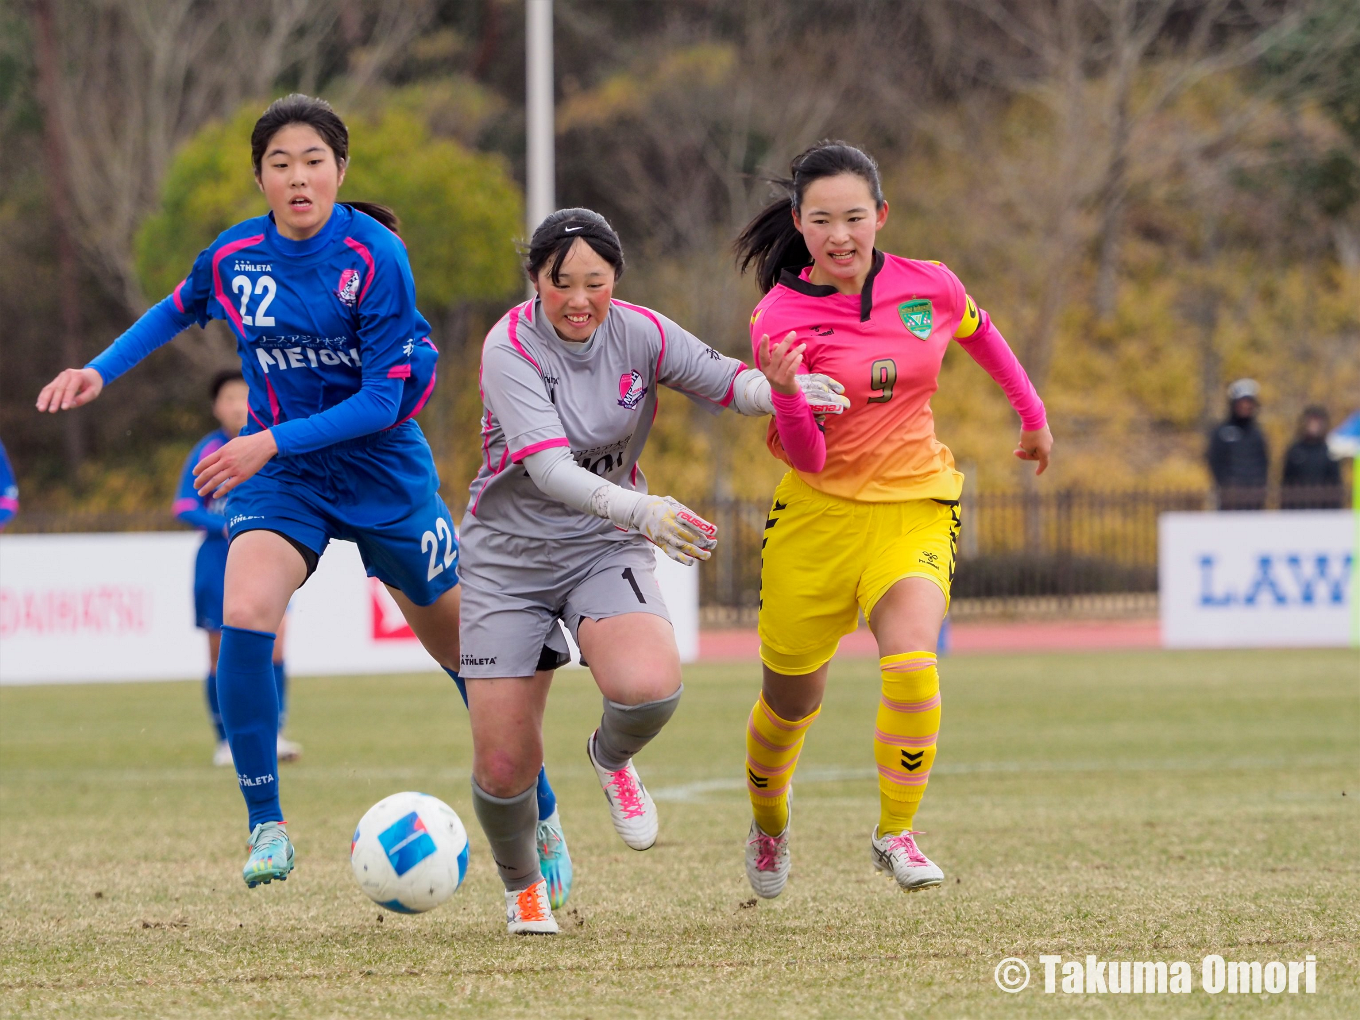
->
[0,438,17,530]
[175,430,231,629]
[88,204,438,456]
[85,203,457,606]
[174,429,231,537]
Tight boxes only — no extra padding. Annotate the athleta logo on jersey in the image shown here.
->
[336,268,362,306]
[618,370,648,409]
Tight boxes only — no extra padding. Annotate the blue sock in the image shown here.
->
[205,672,226,742]
[536,765,556,820]
[273,661,288,730]
[443,666,468,707]
[444,666,556,819]
[216,626,282,829]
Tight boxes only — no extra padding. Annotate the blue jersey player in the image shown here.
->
[36,94,571,900]
[0,437,17,530]
[176,370,299,768]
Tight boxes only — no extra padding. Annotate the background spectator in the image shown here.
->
[1207,379,1268,510]
[0,438,17,530]
[1281,406,1344,509]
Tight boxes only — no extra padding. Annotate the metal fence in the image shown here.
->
[694,486,1350,618]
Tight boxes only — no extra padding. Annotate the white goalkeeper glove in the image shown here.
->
[731,368,849,417]
[795,373,850,416]
[590,488,718,565]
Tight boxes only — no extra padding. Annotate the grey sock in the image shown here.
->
[592,685,683,770]
[471,779,541,892]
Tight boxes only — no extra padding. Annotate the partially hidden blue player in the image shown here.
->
[0,437,18,530]
[34,94,571,900]
[175,369,300,768]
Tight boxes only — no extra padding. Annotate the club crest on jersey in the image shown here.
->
[617,370,648,409]
[336,268,362,307]
[898,298,933,340]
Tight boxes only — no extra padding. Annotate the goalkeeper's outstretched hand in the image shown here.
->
[630,495,718,566]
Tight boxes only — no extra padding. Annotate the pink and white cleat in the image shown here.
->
[586,731,658,850]
[745,819,791,899]
[870,827,944,891]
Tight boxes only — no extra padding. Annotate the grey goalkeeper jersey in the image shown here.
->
[466,297,745,542]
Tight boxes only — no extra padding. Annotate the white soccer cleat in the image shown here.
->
[587,731,658,851]
[276,735,303,762]
[745,819,791,899]
[870,827,944,891]
[505,878,559,935]
[212,740,234,768]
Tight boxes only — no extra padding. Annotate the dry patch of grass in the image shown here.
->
[1,650,1356,1018]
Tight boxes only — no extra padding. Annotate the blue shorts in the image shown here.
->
[193,537,229,630]
[224,421,459,607]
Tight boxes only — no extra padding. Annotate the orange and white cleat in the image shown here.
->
[505,878,559,935]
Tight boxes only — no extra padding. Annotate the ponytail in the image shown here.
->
[734,141,885,294]
[734,187,807,295]
[344,201,400,236]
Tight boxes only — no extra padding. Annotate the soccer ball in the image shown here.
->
[350,791,470,914]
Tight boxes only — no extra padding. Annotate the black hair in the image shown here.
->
[734,141,885,293]
[524,208,625,285]
[210,368,245,401]
[250,93,400,235]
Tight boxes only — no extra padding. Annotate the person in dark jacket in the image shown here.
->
[1281,406,1343,509]
[1207,379,1268,510]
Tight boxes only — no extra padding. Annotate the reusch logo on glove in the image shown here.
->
[677,507,718,539]
[617,370,648,409]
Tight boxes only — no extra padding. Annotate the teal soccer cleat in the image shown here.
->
[536,809,573,909]
[243,821,294,888]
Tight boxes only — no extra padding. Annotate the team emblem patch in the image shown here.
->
[898,299,933,340]
[617,370,648,409]
[337,268,362,306]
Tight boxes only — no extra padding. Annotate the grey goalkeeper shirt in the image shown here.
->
[466,297,745,542]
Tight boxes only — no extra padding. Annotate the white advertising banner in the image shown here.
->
[1159,510,1355,649]
[1,533,699,684]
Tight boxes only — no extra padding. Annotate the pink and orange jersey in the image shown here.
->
[750,250,984,502]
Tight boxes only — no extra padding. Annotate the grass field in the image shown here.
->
[1,649,1356,1018]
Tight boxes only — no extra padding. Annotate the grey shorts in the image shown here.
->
[457,517,670,679]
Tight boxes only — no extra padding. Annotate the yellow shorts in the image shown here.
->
[758,472,961,675]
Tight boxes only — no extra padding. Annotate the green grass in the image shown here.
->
[1,649,1357,1018]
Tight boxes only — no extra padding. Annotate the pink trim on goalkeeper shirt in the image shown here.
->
[468,442,511,517]
[0,496,17,512]
[506,303,543,372]
[172,278,188,314]
[510,437,570,463]
[172,497,200,515]
[611,299,666,379]
[342,237,377,306]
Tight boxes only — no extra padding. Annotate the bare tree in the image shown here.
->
[31,0,434,319]
[952,0,1325,372]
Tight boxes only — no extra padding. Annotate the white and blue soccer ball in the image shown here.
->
[350,791,469,914]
